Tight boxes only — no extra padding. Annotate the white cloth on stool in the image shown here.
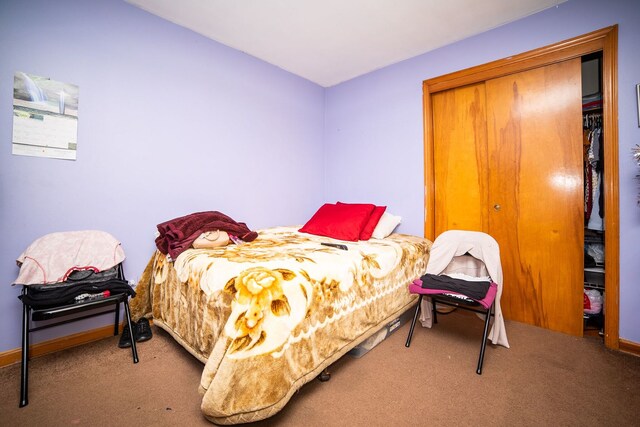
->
[418,230,509,348]
[14,230,125,285]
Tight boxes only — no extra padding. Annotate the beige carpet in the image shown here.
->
[2,311,639,426]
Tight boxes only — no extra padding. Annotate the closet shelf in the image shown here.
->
[584,266,604,291]
[584,282,605,291]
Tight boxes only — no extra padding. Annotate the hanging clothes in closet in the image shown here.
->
[583,109,603,231]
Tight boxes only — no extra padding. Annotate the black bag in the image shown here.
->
[19,267,135,308]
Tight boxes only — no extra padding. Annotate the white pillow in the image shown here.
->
[371,212,402,239]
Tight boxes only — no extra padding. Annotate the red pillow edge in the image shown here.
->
[359,205,387,240]
[299,203,375,241]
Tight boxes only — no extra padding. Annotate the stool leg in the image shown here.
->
[476,304,493,375]
[122,299,139,364]
[20,301,30,408]
[405,295,423,347]
[113,300,120,336]
[432,297,438,324]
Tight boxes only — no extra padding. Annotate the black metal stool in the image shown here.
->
[405,293,494,375]
[19,264,138,407]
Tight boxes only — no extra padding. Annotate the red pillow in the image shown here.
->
[299,203,375,241]
[359,205,387,240]
[337,202,386,240]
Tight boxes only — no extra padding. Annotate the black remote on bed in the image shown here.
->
[321,243,348,250]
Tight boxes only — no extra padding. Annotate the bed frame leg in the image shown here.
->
[318,368,331,382]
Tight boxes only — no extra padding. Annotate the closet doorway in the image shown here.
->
[582,52,606,337]
[423,26,619,349]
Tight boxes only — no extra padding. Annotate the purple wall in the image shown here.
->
[0,0,324,351]
[1,0,638,354]
[324,0,640,343]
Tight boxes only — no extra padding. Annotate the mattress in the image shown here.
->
[130,226,431,424]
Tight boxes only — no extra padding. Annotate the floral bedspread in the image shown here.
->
[130,226,431,424]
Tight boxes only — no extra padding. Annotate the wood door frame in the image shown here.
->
[423,26,619,349]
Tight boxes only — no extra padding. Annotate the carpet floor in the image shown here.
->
[2,311,639,426]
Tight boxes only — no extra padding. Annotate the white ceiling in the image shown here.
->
[125,0,565,87]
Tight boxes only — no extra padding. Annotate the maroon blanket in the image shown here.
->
[155,211,258,259]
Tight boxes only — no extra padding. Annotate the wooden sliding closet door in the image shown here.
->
[485,59,584,335]
[432,83,488,234]
[431,59,584,336]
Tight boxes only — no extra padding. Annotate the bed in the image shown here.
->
[130,225,431,424]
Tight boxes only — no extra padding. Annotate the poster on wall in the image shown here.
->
[12,71,79,160]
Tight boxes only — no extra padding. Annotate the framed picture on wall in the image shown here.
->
[12,71,79,160]
[637,84,640,127]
